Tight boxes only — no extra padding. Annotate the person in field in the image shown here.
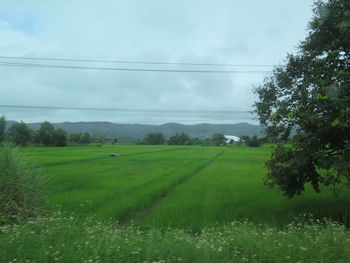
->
[110,153,120,158]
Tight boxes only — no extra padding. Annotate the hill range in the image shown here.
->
[7,121,264,141]
[34,121,264,141]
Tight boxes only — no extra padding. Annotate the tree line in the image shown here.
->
[0,116,103,146]
[136,132,264,147]
[0,116,264,147]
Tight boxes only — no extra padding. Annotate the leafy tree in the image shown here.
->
[254,0,350,197]
[39,121,55,146]
[68,132,81,144]
[91,135,107,144]
[32,130,41,145]
[189,137,202,145]
[53,129,67,147]
[8,122,32,146]
[168,133,190,145]
[38,122,68,146]
[211,133,226,146]
[144,133,165,145]
[68,132,91,144]
[241,135,264,147]
[79,132,91,144]
[0,116,6,143]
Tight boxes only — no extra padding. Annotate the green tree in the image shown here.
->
[53,128,67,147]
[254,0,350,197]
[211,133,226,146]
[39,121,55,146]
[241,135,264,147]
[8,122,32,146]
[168,133,190,145]
[144,133,165,145]
[0,116,6,143]
[189,137,202,145]
[79,132,91,144]
[32,130,41,145]
[68,132,81,144]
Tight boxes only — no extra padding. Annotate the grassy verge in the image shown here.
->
[0,146,50,224]
[1,214,349,263]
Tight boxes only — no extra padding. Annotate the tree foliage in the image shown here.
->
[38,122,68,147]
[254,0,350,197]
[168,133,191,145]
[241,135,264,147]
[143,133,165,145]
[211,133,226,146]
[68,132,92,144]
[8,122,32,146]
[0,116,5,143]
[53,129,67,147]
[38,121,55,146]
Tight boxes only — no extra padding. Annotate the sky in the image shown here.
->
[0,0,314,124]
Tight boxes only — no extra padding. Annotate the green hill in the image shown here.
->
[7,121,264,141]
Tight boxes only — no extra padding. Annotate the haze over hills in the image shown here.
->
[18,121,264,141]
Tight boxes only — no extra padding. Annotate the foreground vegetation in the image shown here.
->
[0,147,50,225]
[1,213,349,263]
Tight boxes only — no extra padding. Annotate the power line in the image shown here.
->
[0,104,252,114]
[0,55,274,68]
[0,61,272,74]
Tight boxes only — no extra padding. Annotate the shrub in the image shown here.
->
[0,146,51,224]
[241,135,264,147]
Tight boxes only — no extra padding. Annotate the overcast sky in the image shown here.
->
[0,0,314,124]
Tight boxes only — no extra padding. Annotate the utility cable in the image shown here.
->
[0,104,252,114]
[0,61,272,74]
[0,55,274,67]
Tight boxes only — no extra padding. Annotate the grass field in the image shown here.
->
[2,144,350,263]
[20,144,350,229]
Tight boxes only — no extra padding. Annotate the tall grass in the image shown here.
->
[0,146,51,224]
[0,214,349,263]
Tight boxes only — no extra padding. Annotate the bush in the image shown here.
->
[0,146,51,224]
[241,135,264,147]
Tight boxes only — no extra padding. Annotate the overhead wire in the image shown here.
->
[0,105,251,114]
[0,55,274,68]
[0,55,262,123]
[0,106,256,124]
[0,61,272,74]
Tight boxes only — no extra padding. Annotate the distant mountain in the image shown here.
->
[7,121,264,141]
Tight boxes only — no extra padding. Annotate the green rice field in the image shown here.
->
[20,145,350,230]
